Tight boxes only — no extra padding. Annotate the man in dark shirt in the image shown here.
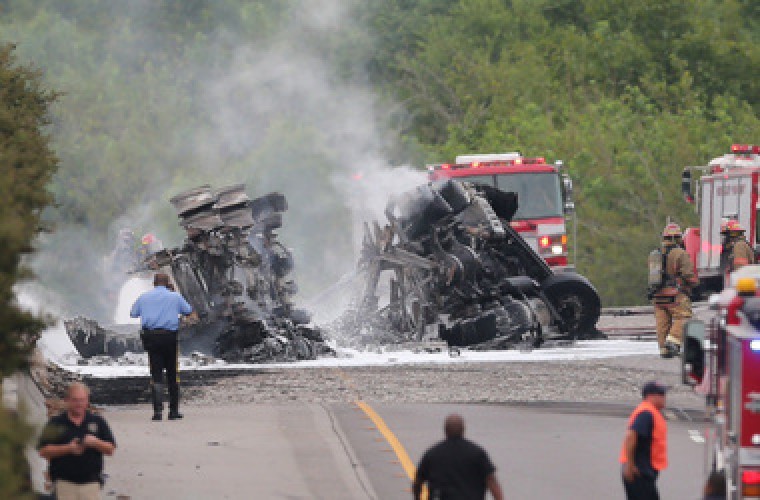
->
[38,382,116,500]
[413,414,504,500]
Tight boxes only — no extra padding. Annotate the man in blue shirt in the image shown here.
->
[131,272,195,421]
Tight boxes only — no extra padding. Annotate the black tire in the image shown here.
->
[541,273,601,338]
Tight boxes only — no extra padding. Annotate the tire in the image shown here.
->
[541,273,601,338]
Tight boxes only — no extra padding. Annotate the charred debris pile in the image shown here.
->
[332,179,602,350]
[65,179,603,366]
[66,184,332,364]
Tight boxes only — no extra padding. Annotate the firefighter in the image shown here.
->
[136,232,165,269]
[720,220,755,282]
[651,223,698,358]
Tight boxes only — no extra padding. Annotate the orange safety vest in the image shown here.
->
[619,400,668,471]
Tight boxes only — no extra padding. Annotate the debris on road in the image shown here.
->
[65,185,333,364]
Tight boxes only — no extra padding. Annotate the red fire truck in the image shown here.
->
[682,144,760,293]
[428,152,575,268]
[683,267,760,499]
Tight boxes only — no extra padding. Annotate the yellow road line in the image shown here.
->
[355,400,427,499]
[356,401,417,480]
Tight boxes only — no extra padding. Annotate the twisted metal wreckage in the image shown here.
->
[336,178,602,349]
[65,184,332,363]
[66,178,603,364]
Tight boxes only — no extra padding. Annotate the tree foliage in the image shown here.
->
[0,42,58,499]
[0,0,757,320]
[361,0,760,304]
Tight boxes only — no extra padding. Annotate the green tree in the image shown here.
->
[0,0,758,312]
[0,43,59,499]
[361,0,760,305]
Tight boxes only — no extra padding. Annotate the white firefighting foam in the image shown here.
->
[18,279,153,364]
[20,283,661,378]
[113,276,153,324]
[60,339,659,378]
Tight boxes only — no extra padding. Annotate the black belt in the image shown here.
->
[142,328,177,334]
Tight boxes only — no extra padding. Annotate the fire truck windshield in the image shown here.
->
[497,173,562,219]
[456,173,563,219]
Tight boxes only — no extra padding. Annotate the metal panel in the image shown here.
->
[739,447,760,466]
[180,210,224,231]
[740,338,760,449]
[219,206,255,228]
[169,185,215,216]
[699,179,714,271]
[700,174,754,274]
[214,184,250,210]
[729,337,743,451]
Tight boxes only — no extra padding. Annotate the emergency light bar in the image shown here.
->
[428,157,548,171]
[731,144,760,154]
[455,152,521,163]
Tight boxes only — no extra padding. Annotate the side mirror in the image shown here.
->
[681,168,694,203]
[562,174,574,214]
[682,319,706,385]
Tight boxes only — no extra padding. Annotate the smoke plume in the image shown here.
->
[5,1,427,323]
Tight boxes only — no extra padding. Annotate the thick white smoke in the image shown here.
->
[19,1,428,325]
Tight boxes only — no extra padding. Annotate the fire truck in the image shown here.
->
[682,266,760,499]
[681,144,760,294]
[428,152,575,268]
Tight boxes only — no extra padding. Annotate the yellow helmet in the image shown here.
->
[736,277,757,295]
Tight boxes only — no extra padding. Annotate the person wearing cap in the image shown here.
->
[620,381,668,499]
[652,223,698,358]
[131,272,196,421]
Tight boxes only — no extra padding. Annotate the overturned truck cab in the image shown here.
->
[346,179,601,349]
[66,184,331,363]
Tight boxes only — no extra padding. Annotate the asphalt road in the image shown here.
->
[101,403,373,499]
[102,400,710,499]
[18,340,708,498]
[334,402,707,500]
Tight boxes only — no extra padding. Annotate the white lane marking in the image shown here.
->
[688,429,705,443]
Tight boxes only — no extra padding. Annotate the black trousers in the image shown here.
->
[622,474,659,500]
[142,330,180,411]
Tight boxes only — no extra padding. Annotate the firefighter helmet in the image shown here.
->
[736,277,757,295]
[662,223,682,238]
[141,233,156,245]
[721,220,744,234]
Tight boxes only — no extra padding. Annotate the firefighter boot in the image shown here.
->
[151,383,164,421]
[168,383,182,420]
[664,339,681,358]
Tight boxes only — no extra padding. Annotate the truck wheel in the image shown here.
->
[542,273,601,338]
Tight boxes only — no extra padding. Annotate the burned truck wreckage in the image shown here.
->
[341,179,602,349]
[66,177,602,363]
[65,184,332,363]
